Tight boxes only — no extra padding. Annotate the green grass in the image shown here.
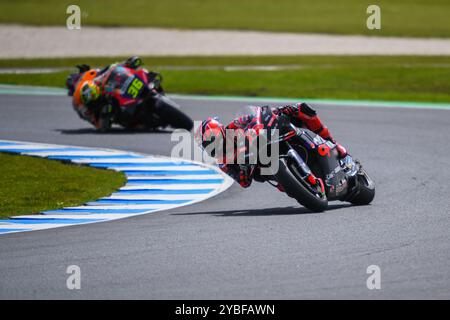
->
[0,153,126,218]
[1,55,450,103]
[1,0,450,37]
[2,55,450,69]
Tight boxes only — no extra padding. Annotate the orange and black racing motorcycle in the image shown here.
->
[66,61,193,132]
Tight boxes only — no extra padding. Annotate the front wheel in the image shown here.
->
[97,105,113,132]
[152,95,193,131]
[348,168,375,205]
[275,158,328,212]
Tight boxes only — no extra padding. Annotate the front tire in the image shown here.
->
[348,168,375,205]
[275,158,328,212]
[97,106,112,132]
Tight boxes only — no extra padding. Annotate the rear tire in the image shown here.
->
[275,158,328,212]
[153,95,193,131]
[349,169,375,206]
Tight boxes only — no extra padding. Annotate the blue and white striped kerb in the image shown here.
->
[0,140,233,235]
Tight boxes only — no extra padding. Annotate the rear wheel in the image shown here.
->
[275,158,328,212]
[153,95,193,131]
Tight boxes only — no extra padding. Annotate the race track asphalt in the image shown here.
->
[0,93,449,299]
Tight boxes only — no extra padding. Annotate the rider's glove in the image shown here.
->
[335,143,347,158]
[238,165,253,188]
[327,136,347,158]
[277,105,298,116]
[220,164,253,188]
[100,104,114,115]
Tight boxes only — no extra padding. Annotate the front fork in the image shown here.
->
[286,148,312,178]
[339,156,362,201]
[283,141,324,193]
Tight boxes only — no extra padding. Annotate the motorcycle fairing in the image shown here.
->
[292,129,351,200]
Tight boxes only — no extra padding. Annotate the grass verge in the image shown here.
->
[0,153,126,218]
[1,56,450,103]
[0,0,450,38]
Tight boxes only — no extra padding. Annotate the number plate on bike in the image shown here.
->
[126,77,144,99]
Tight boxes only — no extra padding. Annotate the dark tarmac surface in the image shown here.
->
[0,93,449,299]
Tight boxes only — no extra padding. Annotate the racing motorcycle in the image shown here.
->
[66,63,193,131]
[241,106,375,212]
